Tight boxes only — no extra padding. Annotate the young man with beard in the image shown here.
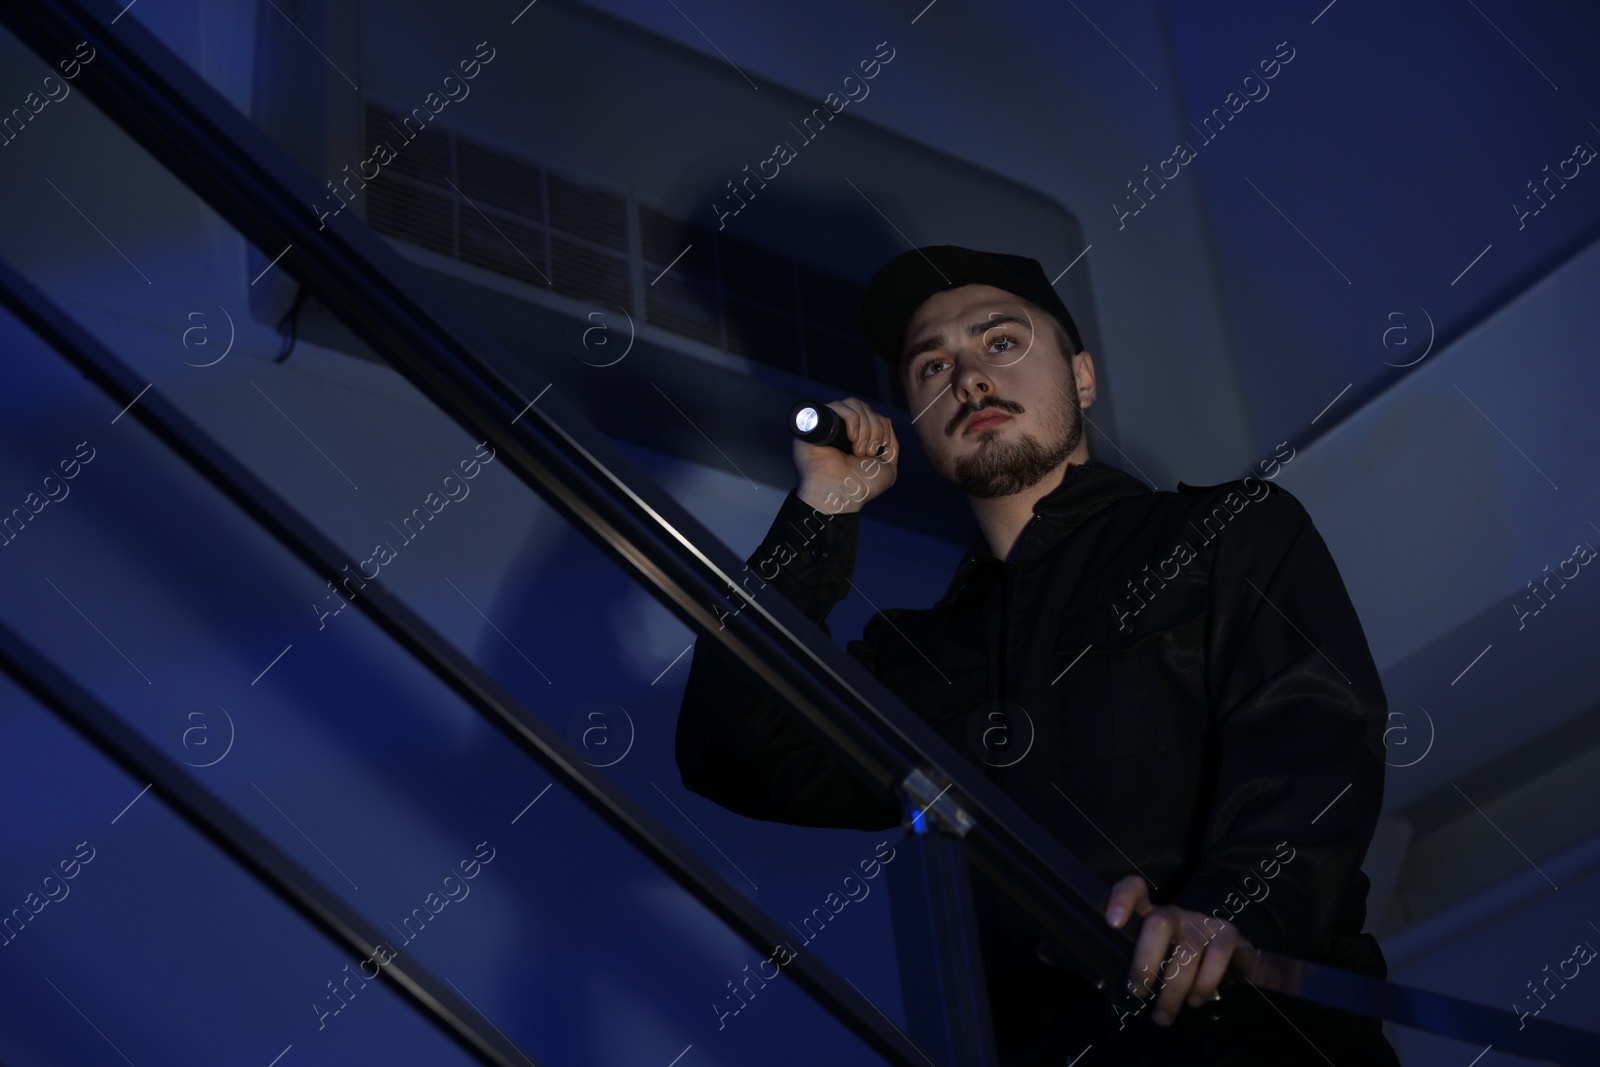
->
[674,245,1399,1065]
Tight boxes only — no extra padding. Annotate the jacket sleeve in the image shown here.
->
[1167,483,1387,960]
[673,489,902,832]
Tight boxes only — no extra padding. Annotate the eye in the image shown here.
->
[987,333,1018,354]
[919,356,949,379]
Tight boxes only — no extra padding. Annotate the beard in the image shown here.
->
[950,386,1082,499]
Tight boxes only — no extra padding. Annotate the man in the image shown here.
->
[675,245,1399,1065]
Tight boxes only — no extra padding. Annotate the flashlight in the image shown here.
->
[789,399,885,457]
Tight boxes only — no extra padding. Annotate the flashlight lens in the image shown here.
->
[795,407,819,433]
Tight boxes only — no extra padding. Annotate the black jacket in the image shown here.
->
[675,460,1397,1064]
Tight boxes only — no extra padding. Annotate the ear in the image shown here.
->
[1072,351,1097,408]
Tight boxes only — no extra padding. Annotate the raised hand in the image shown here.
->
[794,397,900,514]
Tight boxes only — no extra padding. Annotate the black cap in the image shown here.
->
[856,245,1085,373]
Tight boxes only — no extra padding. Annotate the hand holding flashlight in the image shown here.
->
[790,399,886,457]
[788,397,899,513]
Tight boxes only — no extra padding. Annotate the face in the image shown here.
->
[898,284,1096,499]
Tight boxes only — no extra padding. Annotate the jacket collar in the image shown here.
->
[959,460,1153,571]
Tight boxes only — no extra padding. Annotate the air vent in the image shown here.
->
[456,139,543,218]
[551,235,631,307]
[547,172,629,252]
[362,101,885,402]
[366,179,454,258]
[459,210,546,287]
[640,206,720,346]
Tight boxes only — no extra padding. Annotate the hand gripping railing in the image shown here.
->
[1,1,1597,1064]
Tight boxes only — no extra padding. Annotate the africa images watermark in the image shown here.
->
[0,840,97,950]
[1513,927,1597,1030]
[711,839,898,1031]
[1113,39,1297,231]
[1510,527,1597,631]
[311,840,497,1030]
[712,40,897,231]
[0,39,96,150]
[1109,441,1297,634]
[1105,839,1298,1031]
[563,702,636,769]
[310,441,498,630]
[0,440,97,549]
[709,441,897,633]
[313,40,498,230]
[1512,131,1596,232]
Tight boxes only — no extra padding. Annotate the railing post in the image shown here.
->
[887,769,1001,1067]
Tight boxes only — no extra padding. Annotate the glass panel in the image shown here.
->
[0,13,914,1067]
[0,674,484,1067]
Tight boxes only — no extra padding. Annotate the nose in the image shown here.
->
[953,356,995,406]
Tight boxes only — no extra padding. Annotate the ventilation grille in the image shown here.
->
[362,101,885,402]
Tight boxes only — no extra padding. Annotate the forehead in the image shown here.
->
[897,284,1032,373]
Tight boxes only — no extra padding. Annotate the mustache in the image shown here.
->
[948,397,1024,436]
